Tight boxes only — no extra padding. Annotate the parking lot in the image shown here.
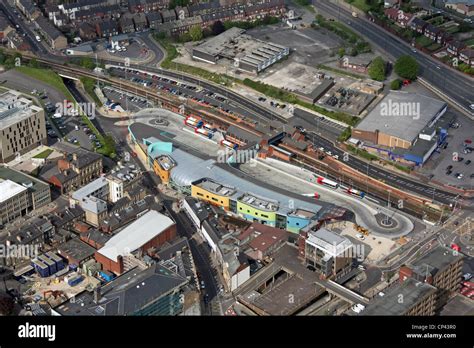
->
[421,112,474,188]
[102,86,152,113]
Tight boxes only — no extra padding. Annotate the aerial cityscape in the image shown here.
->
[0,0,473,327]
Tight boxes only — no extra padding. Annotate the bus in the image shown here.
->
[221,139,238,150]
[184,117,203,128]
[195,128,213,139]
[346,188,365,199]
[317,177,339,189]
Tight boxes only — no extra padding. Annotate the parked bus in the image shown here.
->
[195,128,213,139]
[221,139,238,150]
[346,188,365,199]
[317,177,339,189]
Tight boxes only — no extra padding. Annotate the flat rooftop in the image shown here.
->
[72,177,108,201]
[363,278,437,315]
[108,164,140,183]
[0,166,49,194]
[54,263,187,316]
[409,245,463,277]
[156,155,175,171]
[193,177,236,197]
[306,228,353,257]
[0,179,27,203]
[97,210,174,262]
[193,27,288,64]
[0,90,42,130]
[355,91,447,143]
[439,294,474,316]
[238,192,279,212]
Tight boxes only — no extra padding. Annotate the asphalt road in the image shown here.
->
[105,62,470,206]
[0,2,46,55]
[313,0,474,114]
[306,131,461,206]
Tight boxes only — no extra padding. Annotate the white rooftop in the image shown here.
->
[0,179,27,203]
[97,210,174,262]
[306,228,353,257]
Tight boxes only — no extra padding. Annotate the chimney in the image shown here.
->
[94,286,101,304]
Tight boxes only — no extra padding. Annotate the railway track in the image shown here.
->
[16,55,460,216]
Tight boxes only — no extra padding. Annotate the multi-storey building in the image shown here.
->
[300,225,353,278]
[363,278,438,315]
[400,245,464,309]
[0,90,47,163]
[0,166,51,225]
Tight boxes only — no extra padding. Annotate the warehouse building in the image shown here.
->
[0,89,47,163]
[351,91,448,166]
[95,210,176,274]
[192,27,289,74]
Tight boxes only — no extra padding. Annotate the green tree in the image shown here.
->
[28,58,39,68]
[80,57,95,70]
[189,25,203,41]
[169,0,190,10]
[394,55,419,80]
[211,20,225,36]
[368,56,386,81]
[390,79,402,90]
[178,32,192,43]
[338,47,346,58]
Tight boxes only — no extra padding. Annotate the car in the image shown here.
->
[446,165,453,171]
[456,173,463,180]
[457,157,464,162]
[465,139,473,144]
[463,149,471,154]
[463,273,473,281]
[200,281,205,289]
[351,304,365,313]
[446,170,452,175]
[356,233,365,240]
[466,160,472,165]
[412,49,417,53]
[295,125,306,133]
[470,104,474,110]
[471,173,474,179]
[378,292,385,297]
[443,142,448,149]
[357,264,366,271]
